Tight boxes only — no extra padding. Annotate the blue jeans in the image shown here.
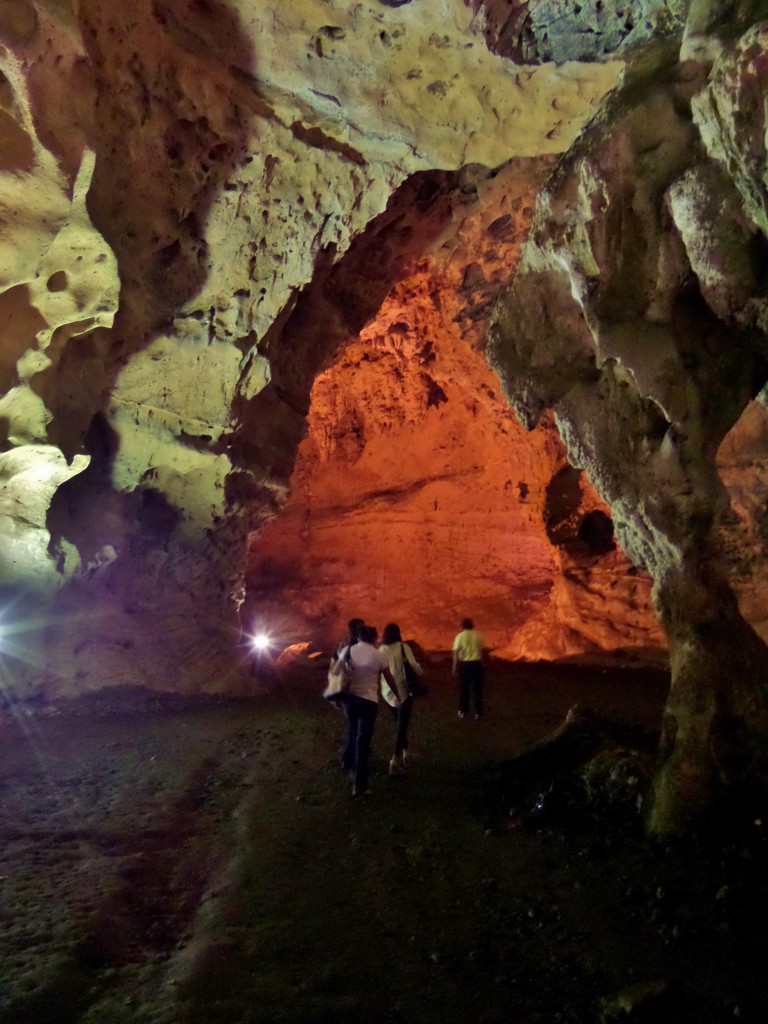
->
[342,694,378,793]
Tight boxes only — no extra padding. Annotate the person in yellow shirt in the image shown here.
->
[452,617,485,719]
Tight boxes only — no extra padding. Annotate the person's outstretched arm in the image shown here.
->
[404,643,423,675]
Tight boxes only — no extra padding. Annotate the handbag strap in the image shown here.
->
[400,643,409,674]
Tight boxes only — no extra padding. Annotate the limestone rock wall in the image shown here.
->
[471,0,689,64]
[488,34,768,636]
[487,13,768,829]
[0,0,628,694]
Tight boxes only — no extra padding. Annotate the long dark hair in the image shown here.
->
[348,618,365,644]
[382,623,402,645]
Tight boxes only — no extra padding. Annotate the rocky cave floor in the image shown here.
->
[1,660,766,1024]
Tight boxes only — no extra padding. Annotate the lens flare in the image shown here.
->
[0,609,49,666]
[251,634,271,652]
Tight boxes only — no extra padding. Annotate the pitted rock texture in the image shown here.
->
[0,0,625,695]
[471,0,689,65]
[488,28,768,830]
[5,0,768,837]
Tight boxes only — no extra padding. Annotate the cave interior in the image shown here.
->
[2,0,768,1017]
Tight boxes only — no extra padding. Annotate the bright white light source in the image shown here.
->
[251,634,271,652]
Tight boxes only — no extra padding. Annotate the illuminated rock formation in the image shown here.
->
[6,0,768,833]
[489,11,768,831]
[0,0,626,694]
[247,158,666,662]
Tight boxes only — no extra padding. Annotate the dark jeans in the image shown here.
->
[342,694,378,793]
[388,696,413,757]
[458,661,484,716]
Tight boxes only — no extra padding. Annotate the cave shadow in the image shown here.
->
[47,411,183,573]
[37,0,258,554]
[227,168,482,483]
[83,0,259,355]
[242,170,479,421]
[234,162,544,589]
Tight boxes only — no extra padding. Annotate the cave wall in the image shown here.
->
[716,398,768,645]
[487,4,768,829]
[0,0,631,695]
[247,157,666,662]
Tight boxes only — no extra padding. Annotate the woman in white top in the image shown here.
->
[338,624,397,797]
[379,622,423,775]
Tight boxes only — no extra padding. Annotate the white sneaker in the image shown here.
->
[457,711,465,719]
[389,757,404,776]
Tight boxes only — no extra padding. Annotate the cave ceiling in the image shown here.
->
[2,0,768,704]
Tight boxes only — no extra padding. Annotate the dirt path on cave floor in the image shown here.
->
[1,659,767,1024]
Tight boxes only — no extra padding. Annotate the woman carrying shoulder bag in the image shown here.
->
[341,624,397,797]
[379,622,423,776]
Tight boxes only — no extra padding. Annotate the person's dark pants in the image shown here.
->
[388,696,413,757]
[458,661,484,716]
[342,694,378,792]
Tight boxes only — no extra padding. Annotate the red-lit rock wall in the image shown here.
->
[248,303,560,653]
[717,400,768,648]
[247,161,667,660]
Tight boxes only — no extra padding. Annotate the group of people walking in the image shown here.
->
[332,620,423,797]
[329,616,486,798]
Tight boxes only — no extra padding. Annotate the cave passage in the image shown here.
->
[243,164,665,667]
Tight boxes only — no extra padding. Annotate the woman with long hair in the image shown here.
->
[379,622,423,775]
[338,624,397,797]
